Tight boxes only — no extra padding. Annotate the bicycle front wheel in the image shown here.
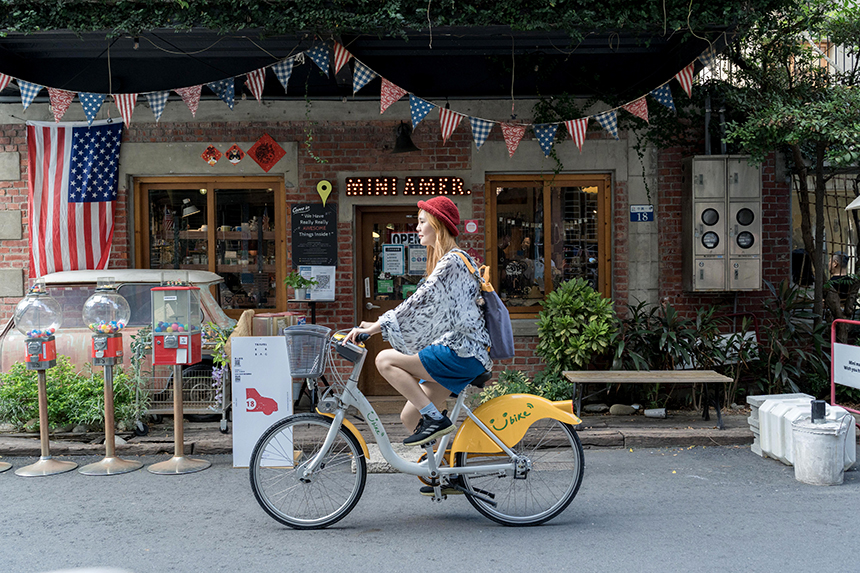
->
[249,413,367,529]
[456,418,584,526]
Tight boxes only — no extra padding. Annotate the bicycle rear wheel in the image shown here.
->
[249,413,367,529]
[456,418,584,526]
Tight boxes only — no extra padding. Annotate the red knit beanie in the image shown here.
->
[417,196,460,237]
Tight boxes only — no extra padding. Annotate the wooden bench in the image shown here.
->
[562,370,733,430]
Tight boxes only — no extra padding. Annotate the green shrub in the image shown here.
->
[477,369,576,404]
[0,356,144,431]
[536,278,616,373]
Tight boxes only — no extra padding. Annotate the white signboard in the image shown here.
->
[833,342,860,390]
[231,337,292,467]
[382,244,405,275]
[299,265,336,301]
[408,245,427,275]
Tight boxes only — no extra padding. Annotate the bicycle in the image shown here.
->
[249,325,585,529]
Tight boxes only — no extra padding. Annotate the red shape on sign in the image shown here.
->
[465,219,479,233]
[247,133,285,172]
[246,388,278,416]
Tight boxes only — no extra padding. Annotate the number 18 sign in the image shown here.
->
[630,204,654,222]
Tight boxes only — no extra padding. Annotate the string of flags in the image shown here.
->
[0,41,720,159]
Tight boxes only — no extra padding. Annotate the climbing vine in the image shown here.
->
[0,0,791,41]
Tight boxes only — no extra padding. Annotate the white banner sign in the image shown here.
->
[833,342,860,390]
[231,336,292,467]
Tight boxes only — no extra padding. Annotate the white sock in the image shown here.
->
[419,403,443,420]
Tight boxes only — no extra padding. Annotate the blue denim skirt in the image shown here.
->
[418,344,486,395]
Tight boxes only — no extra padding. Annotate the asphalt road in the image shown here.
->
[1,445,858,573]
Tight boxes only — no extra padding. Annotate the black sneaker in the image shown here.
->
[403,412,455,446]
[420,484,464,496]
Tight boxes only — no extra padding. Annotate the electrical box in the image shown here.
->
[682,156,762,292]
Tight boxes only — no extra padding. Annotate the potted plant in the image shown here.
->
[283,270,318,300]
[536,278,617,374]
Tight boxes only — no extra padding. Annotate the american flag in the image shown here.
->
[27,119,123,278]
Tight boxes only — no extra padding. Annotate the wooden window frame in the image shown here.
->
[484,173,612,318]
[134,176,287,318]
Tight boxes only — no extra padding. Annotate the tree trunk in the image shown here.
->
[791,143,822,321]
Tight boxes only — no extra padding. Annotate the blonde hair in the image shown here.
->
[421,210,458,276]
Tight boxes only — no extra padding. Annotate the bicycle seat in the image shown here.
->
[469,371,493,389]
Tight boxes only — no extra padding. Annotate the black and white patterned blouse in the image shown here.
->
[379,249,492,371]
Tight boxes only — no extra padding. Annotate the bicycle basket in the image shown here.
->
[283,325,332,378]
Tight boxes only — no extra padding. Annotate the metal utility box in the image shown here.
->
[682,156,762,292]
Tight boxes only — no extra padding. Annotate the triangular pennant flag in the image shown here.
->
[333,41,353,74]
[353,60,378,94]
[500,122,527,157]
[306,44,331,77]
[207,78,235,110]
[245,68,266,102]
[469,116,494,149]
[0,73,12,92]
[145,91,170,121]
[533,123,559,157]
[272,56,298,93]
[409,94,435,128]
[114,93,138,126]
[174,85,202,117]
[439,108,464,143]
[17,80,43,110]
[47,88,76,123]
[698,44,720,70]
[650,84,676,112]
[564,118,588,152]
[622,97,649,124]
[675,62,695,98]
[79,92,107,125]
[595,110,619,139]
[380,78,407,114]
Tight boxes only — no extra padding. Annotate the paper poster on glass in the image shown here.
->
[298,265,336,301]
[382,244,405,276]
[408,245,427,275]
[402,284,418,299]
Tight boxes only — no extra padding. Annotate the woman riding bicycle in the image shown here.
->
[345,196,492,447]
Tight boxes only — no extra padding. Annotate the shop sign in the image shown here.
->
[291,203,338,266]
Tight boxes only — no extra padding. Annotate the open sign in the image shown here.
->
[390,232,420,244]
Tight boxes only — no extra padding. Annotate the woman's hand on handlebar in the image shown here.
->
[344,321,380,345]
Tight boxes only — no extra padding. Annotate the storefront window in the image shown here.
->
[488,175,610,315]
[136,178,285,318]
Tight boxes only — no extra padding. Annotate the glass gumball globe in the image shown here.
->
[14,281,62,337]
[82,278,131,334]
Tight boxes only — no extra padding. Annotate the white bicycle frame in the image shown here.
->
[300,339,518,481]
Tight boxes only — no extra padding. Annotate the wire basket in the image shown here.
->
[284,325,332,378]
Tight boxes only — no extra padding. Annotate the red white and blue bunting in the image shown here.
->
[0,38,714,157]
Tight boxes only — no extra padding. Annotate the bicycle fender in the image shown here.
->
[316,411,371,459]
[451,394,582,456]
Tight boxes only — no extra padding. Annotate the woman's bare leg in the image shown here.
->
[400,380,452,431]
[375,349,450,430]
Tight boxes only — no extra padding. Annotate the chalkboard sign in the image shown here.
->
[291,203,337,267]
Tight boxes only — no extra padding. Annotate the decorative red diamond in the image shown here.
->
[248,133,285,172]
[201,145,222,166]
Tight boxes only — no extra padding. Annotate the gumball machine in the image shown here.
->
[147,273,210,475]
[78,278,142,476]
[13,279,77,477]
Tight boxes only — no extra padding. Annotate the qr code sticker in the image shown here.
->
[314,274,331,290]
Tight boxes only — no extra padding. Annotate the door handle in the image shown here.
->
[365,302,380,310]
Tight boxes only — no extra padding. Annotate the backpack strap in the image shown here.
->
[454,251,494,294]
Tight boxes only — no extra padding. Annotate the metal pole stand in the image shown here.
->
[15,370,77,477]
[147,364,210,475]
[79,364,143,476]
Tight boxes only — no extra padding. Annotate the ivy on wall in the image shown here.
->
[0,0,791,41]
